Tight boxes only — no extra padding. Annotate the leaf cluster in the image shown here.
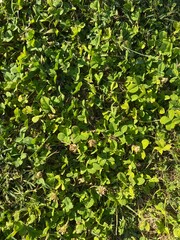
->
[0,0,180,239]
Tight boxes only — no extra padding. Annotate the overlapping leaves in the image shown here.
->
[0,0,180,239]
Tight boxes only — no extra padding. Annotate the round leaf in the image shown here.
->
[141,139,150,149]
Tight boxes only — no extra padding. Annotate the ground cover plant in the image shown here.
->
[0,0,180,239]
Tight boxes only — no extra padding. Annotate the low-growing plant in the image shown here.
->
[0,0,180,239]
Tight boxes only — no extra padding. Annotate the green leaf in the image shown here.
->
[114,131,123,137]
[93,163,101,171]
[172,117,180,125]
[72,126,80,134]
[87,163,101,174]
[173,227,180,238]
[102,27,112,40]
[131,94,139,101]
[118,198,127,206]
[117,172,127,185]
[32,115,42,123]
[20,152,27,159]
[4,30,13,42]
[27,214,36,224]
[121,100,129,113]
[141,139,150,149]
[86,198,95,209]
[36,177,46,187]
[149,176,159,183]
[53,0,62,7]
[13,211,20,222]
[137,177,145,185]
[57,133,71,144]
[40,96,56,113]
[54,175,63,190]
[94,72,103,84]
[14,108,20,121]
[163,144,171,151]
[127,84,139,93]
[90,0,100,11]
[159,107,165,114]
[168,109,175,120]
[155,202,166,215]
[26,29,35,40]
[73,81,82,95]
[22,137,34,145]
[121,125,128,134]
[156,139,166,147]
[75,224,85,234]
[160,116,170,125]
[40,96,50,111]
[80,132,89,140]
[62,197,73,212]
[110,139,117,151]
[22,106,32,114]
[141,150,146,159]
[71,23,85,38]
[14,158,23,167]
[154,146,163,155]
[165,122,175,131]
[72,135,81,143]
[57,132,66,141]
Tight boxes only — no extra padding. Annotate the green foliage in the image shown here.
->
[0,0,180,239]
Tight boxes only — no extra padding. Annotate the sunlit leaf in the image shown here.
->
[32,115,43,123]
[62,197,73,212]
[141,139,150,149]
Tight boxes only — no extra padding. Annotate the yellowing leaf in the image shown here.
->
[173,227,180,238]
[163,144,171,151]
[54,175,63,190]
[71,23,85,38]
[141,150,146,159]
[14,108,20,121]
[129,186,135,199]
[159,107,165,114]
[22,106,32,114]
[141,139,150,149]
[18,95,23,102]
[160,116,170,124]
[121,100,129,113]
[168,109,175,120]
[154,146,163,155]
[156,138,166,147]
[154,143,171,154]
[128,84,139,93]
[32,115,42,123]
[149,176,159,183]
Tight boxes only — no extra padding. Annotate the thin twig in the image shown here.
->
[122,45,158,59]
